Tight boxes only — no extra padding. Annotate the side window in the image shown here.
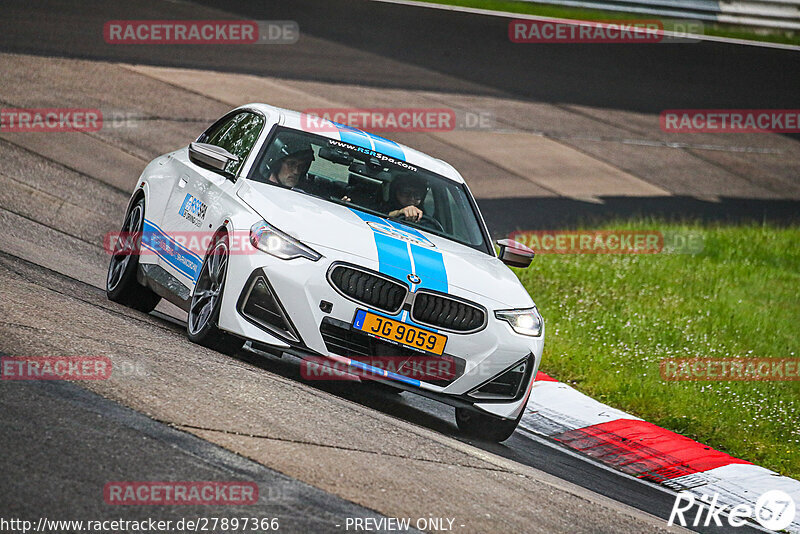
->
[441,185,483,246]
[201,112,264,175]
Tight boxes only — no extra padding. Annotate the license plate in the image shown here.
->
[352,310,447,356]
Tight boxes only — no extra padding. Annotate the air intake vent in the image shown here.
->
[328,265,407,314]
[238,272,299,343]
[469,358,530,400]
[411,292,485,333]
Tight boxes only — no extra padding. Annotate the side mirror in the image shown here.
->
[189,142,239,179]
[496,239,535,268]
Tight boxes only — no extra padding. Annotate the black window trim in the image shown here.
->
[196,108,267,181]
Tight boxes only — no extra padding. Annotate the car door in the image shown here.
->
[159,110,266,290]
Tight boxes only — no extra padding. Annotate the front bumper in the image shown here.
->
[217,244,544,420]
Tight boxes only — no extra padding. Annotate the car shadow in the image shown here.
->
[230,344,462,436]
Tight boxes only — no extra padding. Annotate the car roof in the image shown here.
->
[239,103,466,184]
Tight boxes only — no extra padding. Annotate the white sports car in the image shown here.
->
[107,103,543,441]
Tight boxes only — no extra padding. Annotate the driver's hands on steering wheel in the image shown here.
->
[391,205,423,222]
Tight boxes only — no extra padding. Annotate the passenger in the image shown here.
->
[382,173,429,222]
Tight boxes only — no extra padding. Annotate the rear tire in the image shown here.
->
[106,198,161,313]
[455,406,523,442]
[187,231,242,355]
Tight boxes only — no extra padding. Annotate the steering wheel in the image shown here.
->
[400,212,444,232]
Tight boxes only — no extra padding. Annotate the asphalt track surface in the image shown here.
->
[2,0,800,230]
[0,0,795,532]
[1,379,420,532]
[3,0,798,111]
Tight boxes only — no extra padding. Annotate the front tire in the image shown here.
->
[455,406,523,443]
[106,198,161,313]
[187,231,242,355]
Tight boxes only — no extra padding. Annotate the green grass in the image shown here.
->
[513,221,800,478]
[423,0,800,46]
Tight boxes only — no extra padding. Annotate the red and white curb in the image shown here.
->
[522,372,800,532]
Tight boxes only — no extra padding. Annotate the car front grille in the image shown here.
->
[411,292,485,332]
[319,317,465,386]
[328,265,406,314]
[328,264,486,333]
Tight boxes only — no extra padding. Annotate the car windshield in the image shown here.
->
[248,126,490,253]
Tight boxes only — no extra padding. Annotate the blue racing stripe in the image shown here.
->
[334,124,406,162]
[347,359,421,387]
[142,220,202,281]
[374,233,412,285]
[351,210,449,295]
[349,208,450,333]
[336,124,373,150]
[367,133,405,161]
[381,219,448,294]
[409,243,448,293]
[384,219,429,244]
[349,209,412,292]
[144,220,203,262]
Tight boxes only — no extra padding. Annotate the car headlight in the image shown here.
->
[495,307,543,337]
[250,220,321,261]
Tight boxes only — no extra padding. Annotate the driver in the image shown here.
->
[266,139,315,189]
[382,173,429,223]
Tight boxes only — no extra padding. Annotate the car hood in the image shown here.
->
[238,181,534,308]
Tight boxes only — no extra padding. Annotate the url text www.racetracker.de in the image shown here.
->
[0,516,466,533]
